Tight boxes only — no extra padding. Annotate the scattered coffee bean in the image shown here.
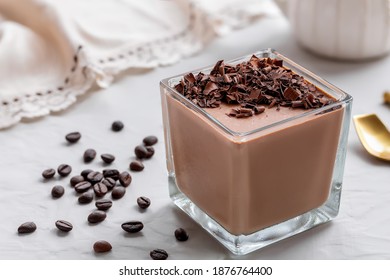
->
[51,185,65,198]
[18,222,37,234]
[101,153,115,164]
[143,136,158,146]
[65,132,81,143]
[83,149,97,163]
[55,220,73,232]
[78,191,94,204]
[119,171,132,187]
[174,228,189,241]
[70,175,84,187]
[130,161,144,171]
[88,210,107,223]
[81,169,93,179]
[102,178,116,190]
[102,169,120,180]
[145,146,155,159]
[111,186,126,199]
[57,164,72,177]
[121,221,144,233]
[95,199,113,211]
[93,240,112,253]
[42,168,55,179]
[150,249,168,260]
[137,196,151,209]
[87,171,103,184]
[111,121,124,132]
[75,181,92,193]
[93,182,108,197]
[134,145,148,159]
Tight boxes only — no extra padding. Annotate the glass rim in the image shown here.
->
[160,48,353,137]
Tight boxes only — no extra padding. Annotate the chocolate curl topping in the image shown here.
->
[227,107,254,118]
[283,87,300,101]
[184,73,196,84]
[203,81,218,95]
[174,55,334,118]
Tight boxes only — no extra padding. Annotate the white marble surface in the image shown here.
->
[1,14,390,260]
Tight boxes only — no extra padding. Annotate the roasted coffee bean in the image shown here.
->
[18,222,37,234]
[51,185,65,198]
[111,121,124,132]
[42,168,55,179]
[102,178,116,190]
[150,249,168,260]
[111,186,126,199]
[75,181,92,193]
[119,171,132,187]
[130,161,144,171]
[102,169,120,180]
[93,182,108,197]
[65,131,81,143]
[174,228,189,241]
[88,210,107,223]
[93,240,112,253]
[145,146,155,159]
[57,164,72,177]
[134,145,148,159]
[70,175,84,187]
[83,149,97,163]
[137,196,151,209]
[95,199,113,211]
[143,136,158,146]
[121,221,144,233]
[101,153,115,164]
[78,191,94,204]
[87,171,103,184]
[55,220,73,232]
[81,169,93,179]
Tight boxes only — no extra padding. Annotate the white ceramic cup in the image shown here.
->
[275,0,390,60]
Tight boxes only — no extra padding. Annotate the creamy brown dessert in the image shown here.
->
[164,55,344,235]
[204,104,307,133]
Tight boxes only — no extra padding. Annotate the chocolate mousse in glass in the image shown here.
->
[160,49,352,255]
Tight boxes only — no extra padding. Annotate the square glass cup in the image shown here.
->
[160,49,352,255]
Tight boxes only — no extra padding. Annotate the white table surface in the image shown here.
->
[1,14,390,260]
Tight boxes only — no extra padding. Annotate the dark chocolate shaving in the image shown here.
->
[283,87,300,101]
[173,55,335,118]
[227,107,254,118]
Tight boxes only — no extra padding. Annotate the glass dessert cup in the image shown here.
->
[160,49,352,255]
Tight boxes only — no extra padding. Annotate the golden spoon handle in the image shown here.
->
[384,92,390,104]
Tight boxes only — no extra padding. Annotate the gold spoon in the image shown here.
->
[354,114,390,161]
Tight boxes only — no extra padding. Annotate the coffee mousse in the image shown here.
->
[165,55,344,235]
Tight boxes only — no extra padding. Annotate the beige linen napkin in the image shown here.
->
[0,0,278,129]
